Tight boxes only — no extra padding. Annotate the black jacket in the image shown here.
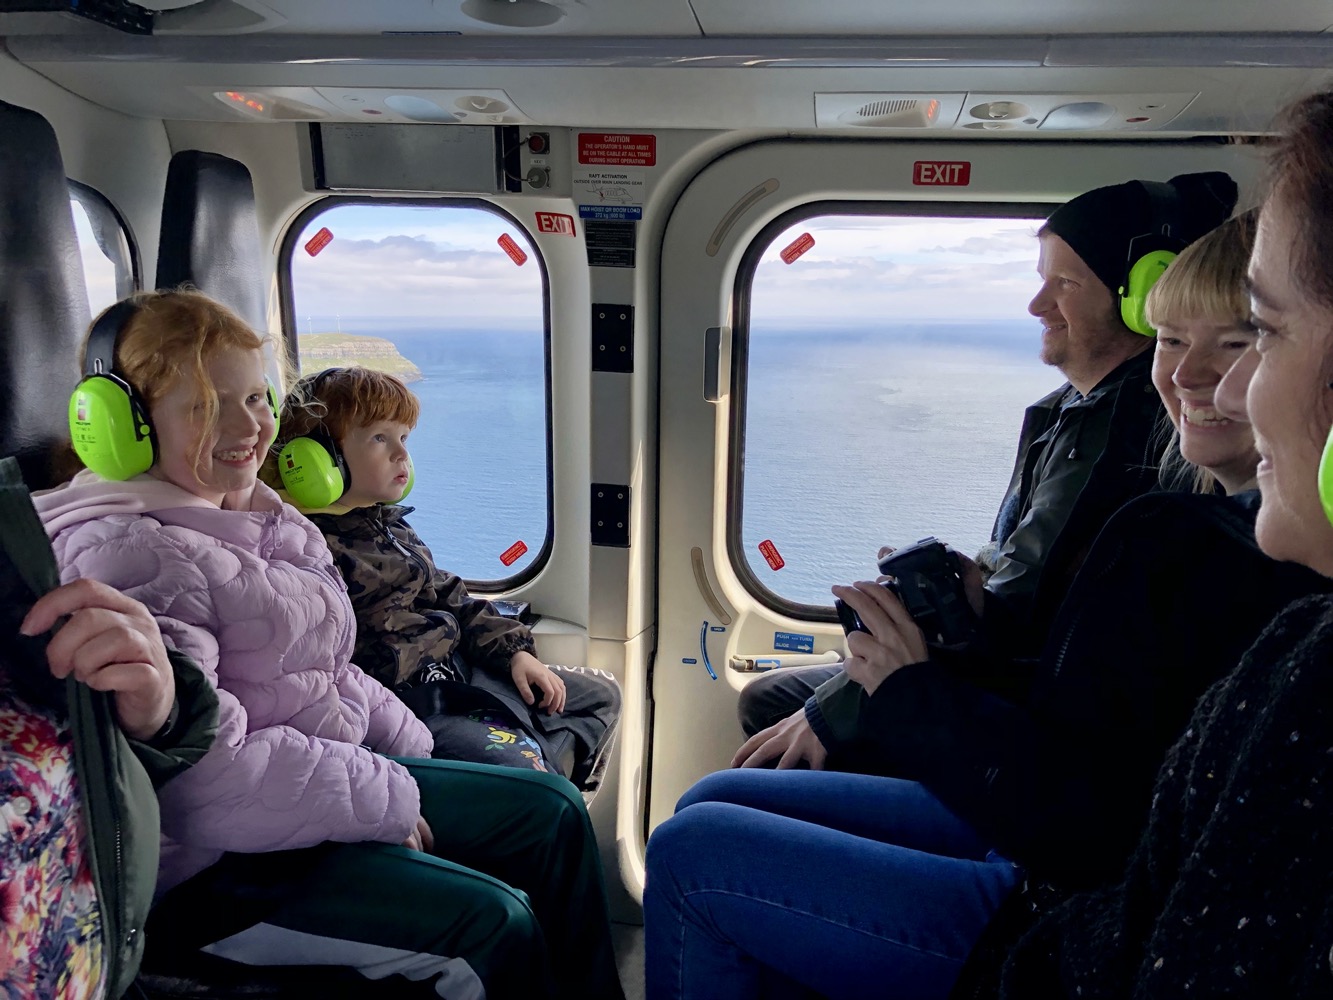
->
[861,490,1325,888]
[306,504,536,690]
[993,594,1333,999]
[983,349,1163,657]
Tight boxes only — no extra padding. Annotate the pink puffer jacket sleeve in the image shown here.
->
[153,623,422,852]
[344,661,433,758]
[53,523,422,851]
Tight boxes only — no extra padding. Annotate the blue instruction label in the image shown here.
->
[774,631,815,653]
[579,204,643,221]
[682,657,698,664]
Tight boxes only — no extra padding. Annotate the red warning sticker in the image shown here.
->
[500,540,529,566]
[780,232,815,264]
[577,132,657,167]
[535,212,577,236]
[912,161,972,186]
[497,233,528,266]
[304,227,334,257]
[758,539,785,571]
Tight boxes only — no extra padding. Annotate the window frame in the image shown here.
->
[726,198,1053,622]
[277,195,556,592]
[67,179,140,302]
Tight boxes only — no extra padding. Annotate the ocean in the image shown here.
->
[379,324,1064,603]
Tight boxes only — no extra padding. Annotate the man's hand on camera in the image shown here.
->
[879,540,985,619]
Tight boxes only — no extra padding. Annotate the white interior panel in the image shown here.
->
[5,40,1324,135]
[693,0,1333,34]
[157,0,703,36]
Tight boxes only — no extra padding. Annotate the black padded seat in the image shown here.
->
[0,100,89,489]
[156,149,266,331]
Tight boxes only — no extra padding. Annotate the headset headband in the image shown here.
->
[1127,180,1187,262]
[84,299,141,378]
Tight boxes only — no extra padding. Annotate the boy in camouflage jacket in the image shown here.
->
[268,367,620,792]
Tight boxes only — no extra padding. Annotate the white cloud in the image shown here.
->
[290,230,543,331]
[287,207,1045,330]
[752,217,1041,325]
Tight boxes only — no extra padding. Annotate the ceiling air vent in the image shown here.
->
[814,93,964,129]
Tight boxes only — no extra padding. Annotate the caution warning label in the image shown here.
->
[577,133,657,167]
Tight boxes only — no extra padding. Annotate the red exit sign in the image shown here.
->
[535,212,576,236]
[912,161,972,186]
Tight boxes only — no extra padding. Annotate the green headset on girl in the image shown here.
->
[69,297,280,480]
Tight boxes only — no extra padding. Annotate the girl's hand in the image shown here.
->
[510,650,566,715]
[402,814,434,853]
[21,578,176,742]
[831,580,929,697]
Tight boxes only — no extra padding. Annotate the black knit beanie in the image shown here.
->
[1043,171,1239,294]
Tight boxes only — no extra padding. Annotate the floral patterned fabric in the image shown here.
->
[0,668,105,1000]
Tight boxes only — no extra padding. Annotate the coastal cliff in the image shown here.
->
[298,334,421,382]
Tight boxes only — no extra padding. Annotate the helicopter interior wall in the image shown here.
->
[3,6,1321,917]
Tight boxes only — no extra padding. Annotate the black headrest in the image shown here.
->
[0,100,89,490]
[156,150,266,330]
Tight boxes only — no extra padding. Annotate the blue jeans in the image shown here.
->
[644,769,1022,1000]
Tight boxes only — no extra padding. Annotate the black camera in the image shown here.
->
[834,536,978,646]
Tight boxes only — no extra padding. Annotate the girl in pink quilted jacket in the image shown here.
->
[36,290,624,1000]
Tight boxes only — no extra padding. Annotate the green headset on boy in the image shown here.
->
[69,297,281,480]
[276,368,414,509]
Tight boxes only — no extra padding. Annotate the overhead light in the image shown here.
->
[460,0,564,28]
[1038,101,1116,130]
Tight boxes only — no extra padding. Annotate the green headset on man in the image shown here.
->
[68,302,411,509]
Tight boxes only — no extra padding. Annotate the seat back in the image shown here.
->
[155,149,266,330]
[0,100,91,489]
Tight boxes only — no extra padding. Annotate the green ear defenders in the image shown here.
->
[69,297,282,481]
[1118,180,1188,337]
[69,299,157,480]
[277,428,416,508]
[1320,393,1333,528]
[278,425,350,509]
[276,369,415,509]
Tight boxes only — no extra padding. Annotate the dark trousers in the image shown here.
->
[401,665,621,797]
[146,760,626,1000]
[737,664,842,736]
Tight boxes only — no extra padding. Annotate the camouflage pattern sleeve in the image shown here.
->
[427,563,536,677]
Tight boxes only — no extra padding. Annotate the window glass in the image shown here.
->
[737,212,1065,607]
[68,182,135,315]
[286,202,549,585]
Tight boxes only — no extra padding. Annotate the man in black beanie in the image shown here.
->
[982,170,1238,652]
[734,171,1238,769]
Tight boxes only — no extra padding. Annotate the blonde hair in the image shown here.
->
[88,289,272,474]
[1145,212,1255,332]
[1145,213,1257,495]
